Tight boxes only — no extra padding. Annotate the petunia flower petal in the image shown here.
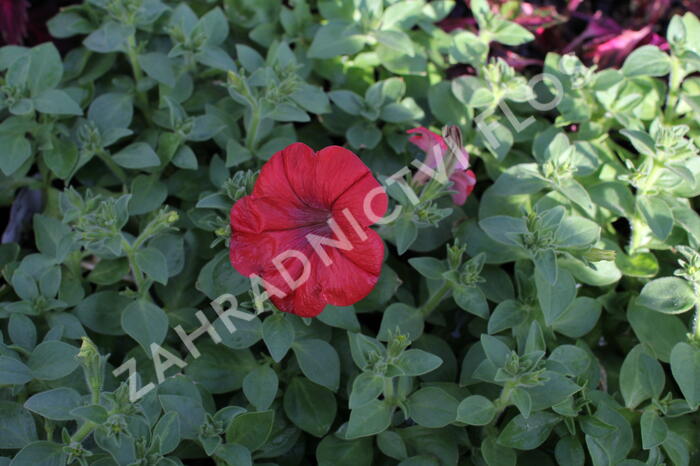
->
[449,170,477,206]
[229,142,387,318]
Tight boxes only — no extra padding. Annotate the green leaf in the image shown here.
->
[291,84,331,114]
[27,43,63,96]
[554,216,600,249]
[346,399,394,439]
[292,339,340,391]
[11,269,38,301]
[482,435,516,466]
[428,81,469,125]
[235,44,264,72]
[88,93,133,133]
[492,164,547,196]
[662,431,690,466]
[225,410,275,451]
[27,341,79,381]
[9,441,65,466]
[349,372,384,408]
[450,30,488,66]
[152,411,180,455]
[479,216,528,247]
[347,121,382,149]
[407,387,458,428]
[523,370,581,411]
[622,45,671,77]
[620,129,656,157]
[480,334,511,368]
[42,135,78,180]
[47,11,92,38]
[619,345,665,409]
[0,402,38,448]
[557,179,594,212]
[243,366,278,411]
[0,133,31,176]
[555,437,585,466]
[589,181,636,217]
[372,30,414,55]
[34,89,82,115]
[395,349,443,376]
[24,388,81,421]
[262,314,295,362]
[456,395,496,425]
[497,412,560,450]
[196,7,229,46]
[377,303,424,342]
[9,314,36,351]
[83,21,132,53]
[70,405,109,424]
[348,332,386,370]
[451,76,494,108]
[308,21,366,59]
[139,52,176,87]
[536,268,576,325]
[454,285,489,318]
[284,377,337,437]
[640,410,668,450]
[394,216,418,255]
[316,436,373,466]
[135,247,169,285]
[0,357,32,385]
[377,430,408,460]
[637,196,674,240]
[267,103,310,123]
[112,142,161,169]
[638,277,696,314]
[196,251,250,300]
[215,444,251,466]
[128,175,167,215]
[380,102,416,123]
[316,305,360,332]
[488,300,527,334]
[490,19,535,46]
[670,342,700,408]
[121,299,168,354]
[408,257,447,279]
[627,302,686,362]
[75,291,129,335]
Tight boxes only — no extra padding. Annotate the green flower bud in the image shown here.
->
[77,337,106,397]
[584,248,616,262]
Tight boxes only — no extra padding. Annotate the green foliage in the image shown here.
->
[1,0,700,464]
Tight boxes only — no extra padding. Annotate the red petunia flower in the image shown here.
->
[229,143,388,318]
[407,127,476,206]
[0,0,29,45]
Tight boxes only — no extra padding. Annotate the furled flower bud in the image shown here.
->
[77,337,106,396]
[584,248,616,262]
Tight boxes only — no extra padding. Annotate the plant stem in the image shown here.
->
[665,56,684,120]
[420,282,451,316]
[629,214,650,255]
[486,381,516,434]
[71,421,96,443]
[383,377,395,404]
[126,34,150,123]
[246,106,261,153]
[91,385,100,405]
[97,150,128,184]
[44,419,55,442]
[629,161,662,254]
[692,305,700,343]
[122,240,146,294]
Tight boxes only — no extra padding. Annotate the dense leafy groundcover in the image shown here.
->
[2,0,700,464]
